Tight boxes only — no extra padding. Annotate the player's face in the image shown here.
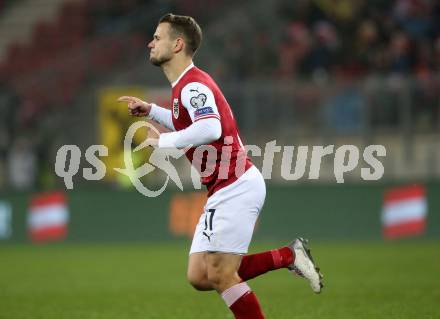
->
[148,23,175,66]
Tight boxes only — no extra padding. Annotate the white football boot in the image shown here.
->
[288,237,324,293]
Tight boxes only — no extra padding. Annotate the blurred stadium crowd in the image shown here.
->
[0,0,439,191]
[208,0,440,80]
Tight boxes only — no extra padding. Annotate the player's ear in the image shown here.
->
[174,37,185,53]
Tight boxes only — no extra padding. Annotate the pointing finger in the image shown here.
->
[117,96,134,103]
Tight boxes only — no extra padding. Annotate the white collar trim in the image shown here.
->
[171,63,194,88]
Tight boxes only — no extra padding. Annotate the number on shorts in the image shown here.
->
[204,208,216,231]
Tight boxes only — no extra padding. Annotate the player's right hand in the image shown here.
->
[117,96,152,117]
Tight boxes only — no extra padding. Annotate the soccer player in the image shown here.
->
[118,13,323,319]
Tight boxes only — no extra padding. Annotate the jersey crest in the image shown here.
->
[173,98,179,119]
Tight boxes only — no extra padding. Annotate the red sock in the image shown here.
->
[221,282,265,319]
[238,247,294,281]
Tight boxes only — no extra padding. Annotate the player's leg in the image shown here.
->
[204,166,266,318]
[186,207,266,318]
[187,252,213,291]
[206,252,265,319]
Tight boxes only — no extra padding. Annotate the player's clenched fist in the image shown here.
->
[117,96,152,117]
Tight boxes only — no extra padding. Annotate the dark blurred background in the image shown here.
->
[0,0,439,243]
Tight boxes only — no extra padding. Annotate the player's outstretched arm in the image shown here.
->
[118,96,175,131]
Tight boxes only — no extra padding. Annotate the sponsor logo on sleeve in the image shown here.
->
[195,107,215,118]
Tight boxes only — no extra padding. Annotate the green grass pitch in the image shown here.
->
[1,241,439,319]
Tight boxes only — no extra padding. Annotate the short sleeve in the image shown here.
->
[181,82,221,122]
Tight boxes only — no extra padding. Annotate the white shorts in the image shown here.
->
[189,165,266,255]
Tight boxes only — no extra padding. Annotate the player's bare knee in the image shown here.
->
[188,280,206,291]
[187,253,210,290]
[187,271,207,291]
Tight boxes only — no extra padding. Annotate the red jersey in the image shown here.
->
[170,64,252,196]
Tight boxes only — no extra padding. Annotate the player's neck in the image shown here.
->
[162,57,193,86]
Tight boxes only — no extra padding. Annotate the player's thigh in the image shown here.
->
[206,252,242,274]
